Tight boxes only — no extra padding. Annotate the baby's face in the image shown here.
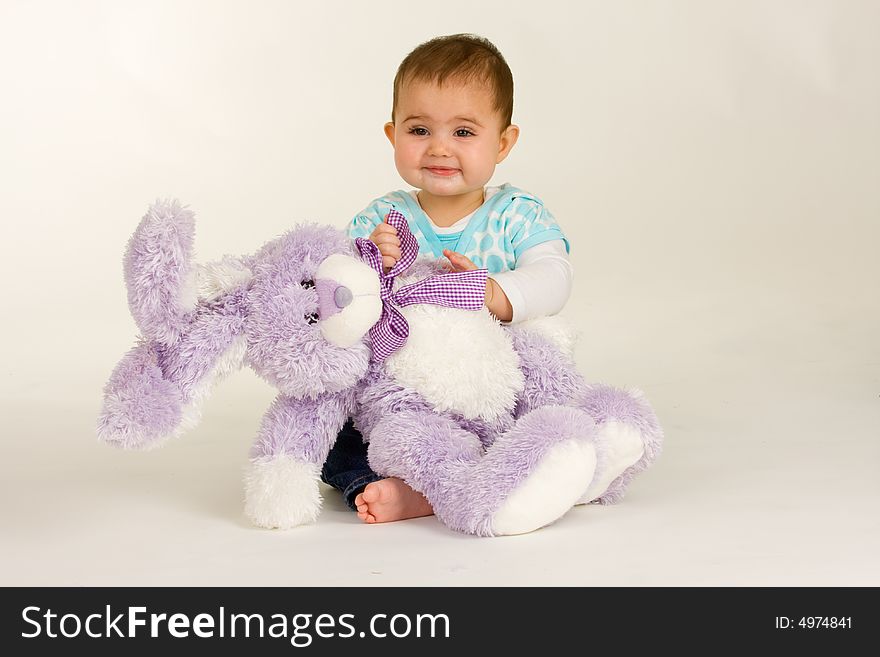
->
[386,78,517,199]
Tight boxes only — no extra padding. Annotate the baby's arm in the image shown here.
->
[445,240,572,322]
[490,240,572,322]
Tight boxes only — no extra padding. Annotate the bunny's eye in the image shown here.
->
[301,280,315,289]
[305,312,319,324]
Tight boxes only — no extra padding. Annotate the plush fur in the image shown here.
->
[98,200,664,535]
[383,293,525,421]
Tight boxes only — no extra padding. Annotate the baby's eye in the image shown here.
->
[408,127,429,136]
[454,128,475,137]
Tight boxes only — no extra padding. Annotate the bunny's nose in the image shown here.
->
[315,281,354,320]
[334,285,353,308]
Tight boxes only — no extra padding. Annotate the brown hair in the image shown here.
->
[392,34,514,128]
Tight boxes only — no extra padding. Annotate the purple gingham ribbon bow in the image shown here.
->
[355,210,488,362]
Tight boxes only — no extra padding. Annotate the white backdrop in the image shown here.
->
[1,0,878,586]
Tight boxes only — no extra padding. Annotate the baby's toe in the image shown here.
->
[361,483,382,504]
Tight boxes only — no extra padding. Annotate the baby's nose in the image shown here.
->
[428,136,451,156]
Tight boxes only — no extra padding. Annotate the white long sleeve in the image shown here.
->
[490,240,572,323]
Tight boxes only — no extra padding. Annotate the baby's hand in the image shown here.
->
[370,217,401,272]
[442,249,478,273]
[443,249,513,321]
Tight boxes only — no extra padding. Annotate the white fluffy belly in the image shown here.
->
[384,303,524,421]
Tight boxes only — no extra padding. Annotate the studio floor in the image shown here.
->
[3,286,878,587]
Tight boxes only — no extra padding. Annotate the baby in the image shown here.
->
[320,34,573,523]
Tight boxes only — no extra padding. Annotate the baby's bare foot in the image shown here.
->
[354,478,434,524]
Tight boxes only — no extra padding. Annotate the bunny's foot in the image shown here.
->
[367,406,598,536]
[576,385,664,505]
[487,406,598,536]
[576,420,645,504]
[244,456,323,528]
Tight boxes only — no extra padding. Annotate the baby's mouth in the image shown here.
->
[425,167,460,177]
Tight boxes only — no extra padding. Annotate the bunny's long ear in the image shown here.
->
[124,199,196,345]
[98,310,250,450]
[99,201,254,449]
[98,340,186,449]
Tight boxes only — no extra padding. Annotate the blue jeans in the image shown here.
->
[320,420,382,511]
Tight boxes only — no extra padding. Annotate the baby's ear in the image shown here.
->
[182,256,253,308]
[496,124,520,163]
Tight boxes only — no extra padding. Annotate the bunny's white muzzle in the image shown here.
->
[315,254,382,347]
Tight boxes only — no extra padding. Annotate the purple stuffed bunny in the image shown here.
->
[98,200,662,536]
